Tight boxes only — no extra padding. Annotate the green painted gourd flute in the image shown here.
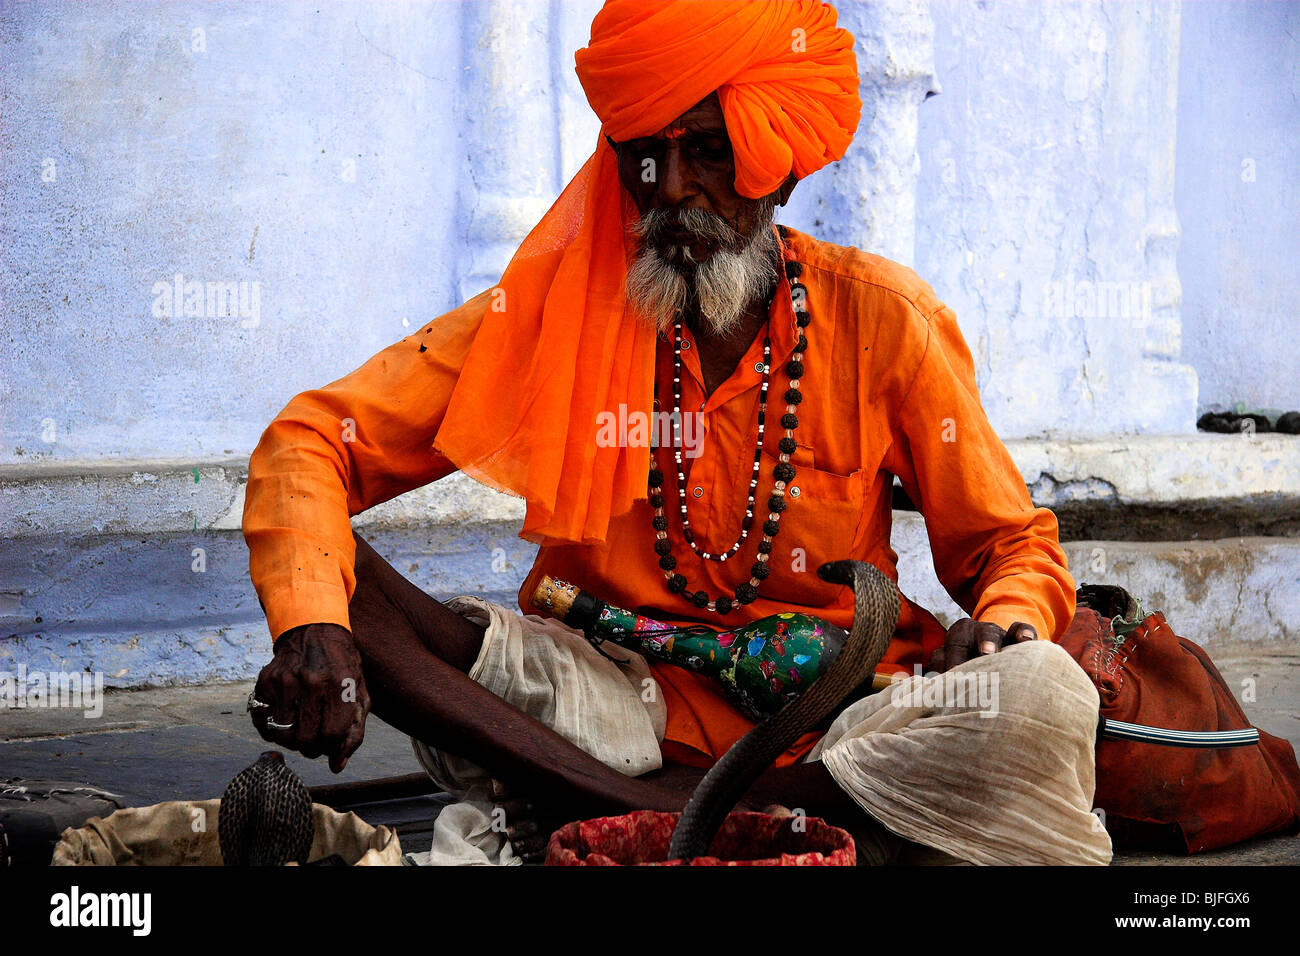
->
[531,575,861,721]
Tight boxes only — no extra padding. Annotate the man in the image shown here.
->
[243,0,1110,865]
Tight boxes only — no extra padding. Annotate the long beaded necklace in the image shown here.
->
[647,251,810,616]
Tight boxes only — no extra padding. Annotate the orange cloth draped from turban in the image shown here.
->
[432,1,860,546]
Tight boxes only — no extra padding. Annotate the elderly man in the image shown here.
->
[242,0,1110,865]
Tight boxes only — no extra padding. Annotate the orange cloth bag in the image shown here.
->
[1060,585,1300,853]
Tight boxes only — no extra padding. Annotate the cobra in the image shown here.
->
[667,559,900,862]
[219,750,315,866]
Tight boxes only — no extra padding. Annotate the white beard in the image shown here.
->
[626,201,779,337]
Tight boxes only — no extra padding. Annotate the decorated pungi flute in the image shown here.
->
[531,575,887,721]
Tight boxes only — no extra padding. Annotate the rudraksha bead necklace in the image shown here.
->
[648,256,811,615]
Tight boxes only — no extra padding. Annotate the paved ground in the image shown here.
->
[3,647,1298,864]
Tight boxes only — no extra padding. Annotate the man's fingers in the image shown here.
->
[497,796,534,819]
[944,619,975,670]
[295,687,326,759]
[251,665,301,747]
[933,619,1040,677]
[257,697,300,748]
[330,705,367,774]
[938,619,1019,672]
[249,672,276,732]
[319,673,362,752]
[492,793,555,862]
[325,673,369,773]
[506,818,540,840]
[1006,622,1039,643]
[974,621,1006,657]
[505,816,550,859]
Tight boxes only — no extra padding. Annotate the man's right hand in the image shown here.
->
[251,623,370,773]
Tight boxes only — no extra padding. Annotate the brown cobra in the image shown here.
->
[219,751,314,866]
[667,559,900,861]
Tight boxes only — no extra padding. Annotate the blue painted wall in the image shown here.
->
[1175,0,1300,415]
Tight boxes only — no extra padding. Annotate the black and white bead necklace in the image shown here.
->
[647,253,811,616]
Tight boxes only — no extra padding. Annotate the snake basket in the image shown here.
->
[50,798,402,866]
[545,810,855,866]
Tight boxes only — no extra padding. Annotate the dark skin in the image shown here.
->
[253,92,1039,861]
[612,93,795,395]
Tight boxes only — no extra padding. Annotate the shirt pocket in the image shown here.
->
[753,445,868,608]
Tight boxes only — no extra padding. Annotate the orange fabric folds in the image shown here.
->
[431,1,861,548]
[576,0,861,199]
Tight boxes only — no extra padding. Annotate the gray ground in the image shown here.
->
[3,647,1297,864]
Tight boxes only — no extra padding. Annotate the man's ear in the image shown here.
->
[776,174,798,207]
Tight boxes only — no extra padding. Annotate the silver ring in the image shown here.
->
[265,718,294,730]
[247,692,270,712]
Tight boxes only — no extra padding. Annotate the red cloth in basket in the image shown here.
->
[545,810,855,866]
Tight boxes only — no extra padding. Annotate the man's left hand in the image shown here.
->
[928,619,1038,673]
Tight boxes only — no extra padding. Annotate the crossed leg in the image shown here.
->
[344,532,914,864]
[345,532,676,820]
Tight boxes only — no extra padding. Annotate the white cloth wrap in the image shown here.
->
[410,597,1112,866]
[812,638,1112,865]
[409,595,666,866]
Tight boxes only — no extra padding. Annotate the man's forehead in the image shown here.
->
[655,92,726,137]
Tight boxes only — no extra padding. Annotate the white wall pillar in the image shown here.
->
[455,0,601,299]
[782,0,938,266]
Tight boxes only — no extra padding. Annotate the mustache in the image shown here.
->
[631,206,743,249]
[625,198,780,337]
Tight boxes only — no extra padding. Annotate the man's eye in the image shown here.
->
[616,136,729,166]
[625,139,665,160]
[689,142,730,161]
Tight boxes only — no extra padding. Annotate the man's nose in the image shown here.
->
[656,144,696,207]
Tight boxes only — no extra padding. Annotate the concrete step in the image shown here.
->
[894,514,1300,644]
[3,434,1298,686]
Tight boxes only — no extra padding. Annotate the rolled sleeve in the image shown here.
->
[889,303,1076,642]
[242,291,491,640]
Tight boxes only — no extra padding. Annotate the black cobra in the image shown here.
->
[219,751,315,866]
[667,559,900,862]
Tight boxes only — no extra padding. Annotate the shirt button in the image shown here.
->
[692,487,704,498]
[789,486,801,498]
[680,340,691,350]
[753,361,765,373]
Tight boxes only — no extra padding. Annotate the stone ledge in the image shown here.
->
[0,459,524,538]
[3,434,1298,539]
[1006,435,1300,540]
[892,511,1300,645]
[1006,434,1300,506]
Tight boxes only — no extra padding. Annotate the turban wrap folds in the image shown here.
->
[433,1,860,547]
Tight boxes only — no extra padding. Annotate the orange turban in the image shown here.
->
[433,1,860,547]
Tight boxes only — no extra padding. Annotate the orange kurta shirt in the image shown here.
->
[242,228,1076,769]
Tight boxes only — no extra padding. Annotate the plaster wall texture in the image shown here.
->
[0,0,599,466]
[1175,0,1300,414]
[781,0,937,264]
[891,511,1300,644]
[9,0,1243,463]
[916,0,1196,439]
